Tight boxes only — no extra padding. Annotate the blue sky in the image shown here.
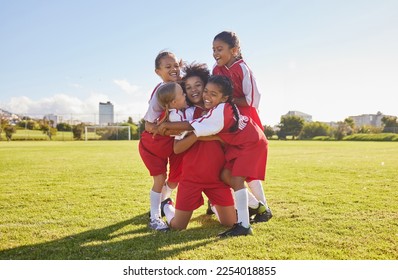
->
[1,0,397,126]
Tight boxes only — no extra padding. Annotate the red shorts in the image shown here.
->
[175,182,234,211]
[224,137,268,180]
[138,131,182,182]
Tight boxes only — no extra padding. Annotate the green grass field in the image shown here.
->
[0,140,397,260]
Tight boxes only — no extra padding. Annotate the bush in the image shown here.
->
[312,136,334,141]
[343,133,398,141]
[299,122,330,139]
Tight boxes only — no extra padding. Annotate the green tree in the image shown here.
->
[56,122,72,131]
[381,116,398,133]
[332,121,352,140]
[344,117,355,129]
[277,115,305,140]
[138,118,145,138]
[263,125,274,139]
[0,116,6,139]
[122,122,139,140]
[72,123,85,140]
[4,125,16,141]
[299,122,330,139]
[27,120,38,130]
[40,119,57,140]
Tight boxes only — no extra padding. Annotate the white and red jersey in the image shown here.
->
[168,109,187,140]
[139,83,183,181]
[143,83,165,123]
[213,59,263,127]
[168,109,186,122]
[190,102,268,180]
[213,59,260,109]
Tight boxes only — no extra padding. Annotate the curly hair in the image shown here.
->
[181,62,210,106]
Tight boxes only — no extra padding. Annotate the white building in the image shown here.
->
[283,111,312,122]
[99,101,114,125]
[349,112,385,127]
[44,114,61,127]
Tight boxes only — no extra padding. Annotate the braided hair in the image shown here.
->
[207,75,240,132]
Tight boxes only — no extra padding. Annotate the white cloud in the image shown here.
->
[3,92,148,123]
[113,79,140,95]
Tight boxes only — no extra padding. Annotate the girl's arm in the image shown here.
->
[145,121,156,133]
[232,97,249,107]
[153,121,194,136]
[197,135,224,143]
[174,132,198,154]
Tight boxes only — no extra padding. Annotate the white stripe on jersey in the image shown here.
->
[190,103,226,137]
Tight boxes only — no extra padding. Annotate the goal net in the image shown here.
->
[84,126,131,141]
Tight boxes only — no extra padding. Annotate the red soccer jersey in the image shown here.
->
[175,106,234,211]
[190,103,268,180]
[138,83,182,181]
[213,59,263,127]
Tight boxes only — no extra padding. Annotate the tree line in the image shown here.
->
[0,116,144,141]
[1,115,397,141]
[263,115,398,140]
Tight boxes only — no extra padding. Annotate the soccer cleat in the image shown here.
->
[248,201,267,217]
[218,223,253,238]
[206,200,214,215]
[148,218,169,231]
[160,198,173,217]
[251,207,273,224]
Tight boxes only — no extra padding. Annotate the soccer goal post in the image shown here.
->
[84,125,131,141]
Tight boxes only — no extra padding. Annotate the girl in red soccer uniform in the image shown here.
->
[158,63,236,230]
[138,51,183,231]
[212,31,272,223]
[154,75,268,237]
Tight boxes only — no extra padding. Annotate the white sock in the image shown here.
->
[163,203,175,224]
[247,180,268,207]
[161,182,174,201]
[248,191,259,209]
[211,204,220,222]
[150,190,161,220]
[234,188,250,228]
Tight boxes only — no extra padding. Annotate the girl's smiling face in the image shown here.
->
[185,76,204,106]
[170,84,187,110]
[202,82,228,109]
[212,39,238,68]
[155,55,181,82]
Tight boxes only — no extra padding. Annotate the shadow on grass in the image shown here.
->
[0,213,222,260]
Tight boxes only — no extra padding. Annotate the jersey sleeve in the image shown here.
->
[184,107,195,121]
[169,109,189,140]
[190,104,225,137]
[240,63,261,109]
[168,109,185,122]
[143,84,164,122]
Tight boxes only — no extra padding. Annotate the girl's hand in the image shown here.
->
[152,122,168,137]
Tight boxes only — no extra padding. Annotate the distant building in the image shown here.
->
[44,114,61,127]
[283,111,312,122]
[349,111,385,127]
[99,101,114,125]
[0,108,21,125]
